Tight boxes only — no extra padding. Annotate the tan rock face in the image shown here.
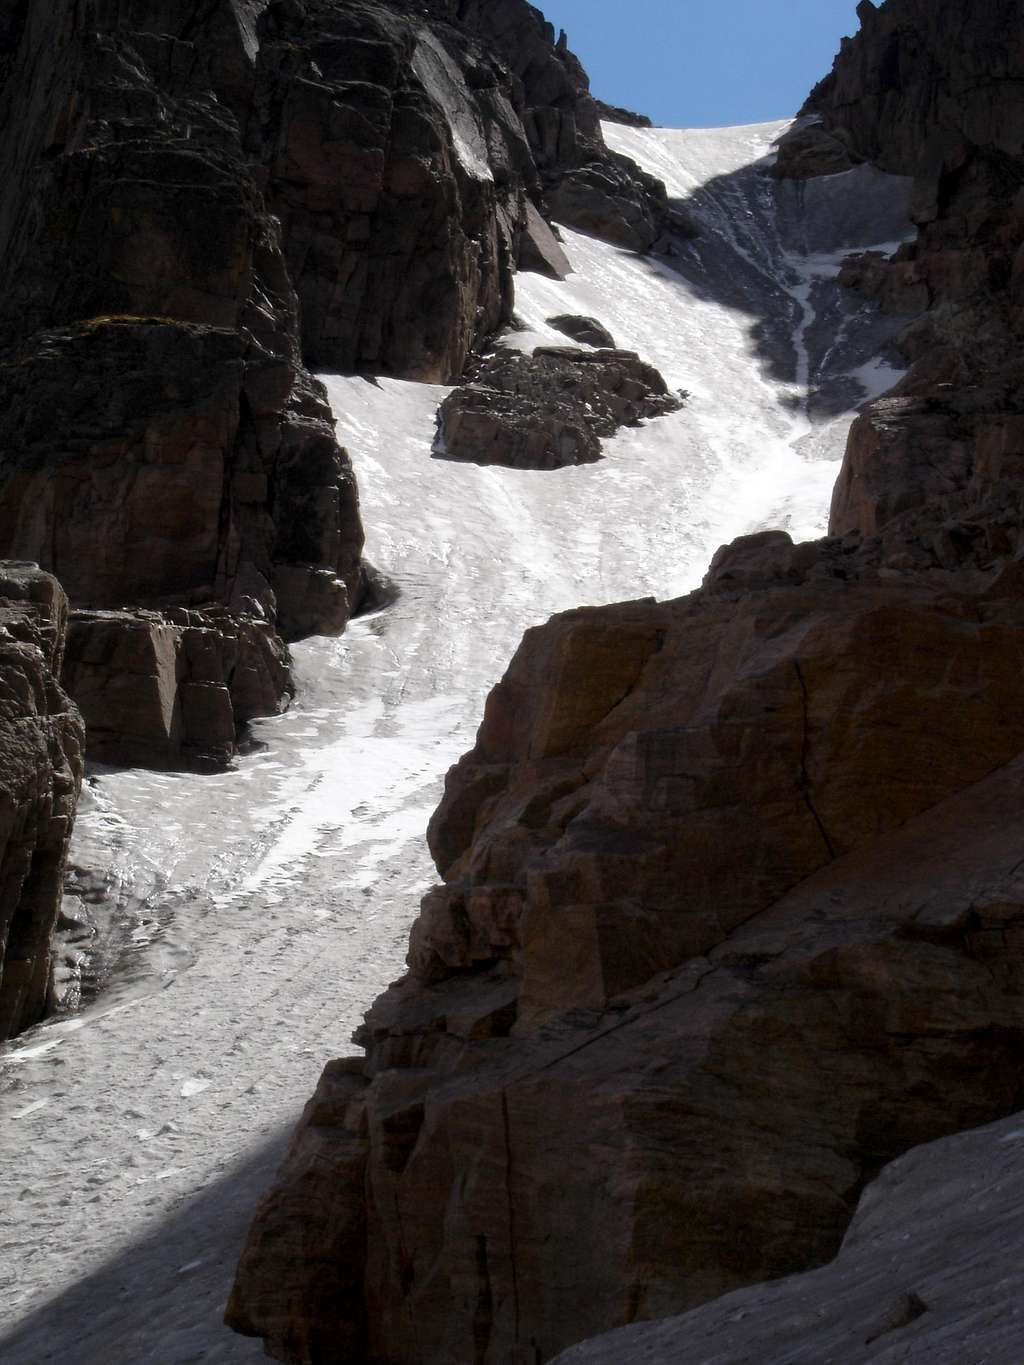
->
[228,532,1024,1364]
[0,563,84,1043]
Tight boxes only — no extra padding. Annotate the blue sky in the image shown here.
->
[538,0,864,128]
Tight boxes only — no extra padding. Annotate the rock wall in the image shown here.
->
[783,0,1024,583]
[406,0,669,250]
[802,0,1024,173]
[228,3,1024,1362]
[0,563,84,1043]
[0,3,366,649]
[228,524,1024,1365]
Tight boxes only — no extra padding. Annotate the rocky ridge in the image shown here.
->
[228,2,1024,1363]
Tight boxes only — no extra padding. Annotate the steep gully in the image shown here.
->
[0,121,912,1361]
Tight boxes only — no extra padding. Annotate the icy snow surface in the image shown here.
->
[0,120,913,1363]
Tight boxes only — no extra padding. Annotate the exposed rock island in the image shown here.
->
[435,346,682,469]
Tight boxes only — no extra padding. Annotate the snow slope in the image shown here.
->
[0,120,913,1363]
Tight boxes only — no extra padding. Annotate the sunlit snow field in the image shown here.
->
[0,121,913,1362]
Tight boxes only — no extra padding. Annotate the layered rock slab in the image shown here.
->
[0,563,84,1042]
[434,347,681,469]
[551,1103,1024,1364]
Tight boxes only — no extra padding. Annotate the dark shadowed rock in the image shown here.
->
[434,346,681,469]
[548,152,670,251]
[802,0,1024,176]
[419,0,668,253]
[0,320,362,647]
[0,0,370,755]
[0,563,83,1043]
[773,0,1024,596]
[251,1,530,382]
[546,314,617,348]
[550,1107,1024,1365]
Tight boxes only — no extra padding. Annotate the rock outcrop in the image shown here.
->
[594,100,654,130]
[435,347,681,469]
[547,156,669,253]
[413,1,669,252]
[0,563,84,1043]
[780,0,1024,589]
[771,118,857,179]
[802,0,1024,176]
[519,204,574,280]
[229,3,1024,1362]
[0,319,363,643]
[63,608,291,773]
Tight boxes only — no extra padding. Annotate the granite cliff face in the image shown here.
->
[228,2,1024,1362]
[229,529,1024,1365]
[0,564,84,1044]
